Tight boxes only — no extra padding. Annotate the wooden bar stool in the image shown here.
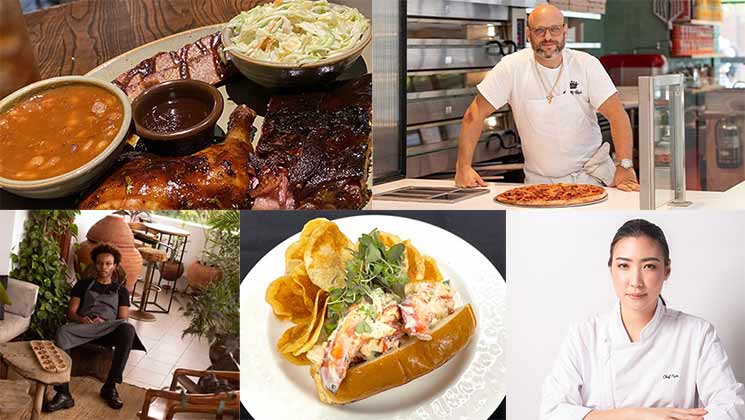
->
[130,247,168,322]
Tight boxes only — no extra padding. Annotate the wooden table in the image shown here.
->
[143,222,191,238]
[0,342,71,420]
[1,0,270,210]
[23,0,272,79]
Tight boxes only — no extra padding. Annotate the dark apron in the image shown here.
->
[55,280,146,352]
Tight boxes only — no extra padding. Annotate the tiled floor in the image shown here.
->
[124,289,213,391]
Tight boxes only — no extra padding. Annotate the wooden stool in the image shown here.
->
[0,379,32,420]
[131,247,168,322]
[0,342,71,420]
[70,342,113,383]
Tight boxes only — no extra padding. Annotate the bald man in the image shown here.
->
[455,4,639,191]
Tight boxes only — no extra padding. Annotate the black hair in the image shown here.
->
[608,219,670,306]
[608,219,670,266]
[91,243,122,265]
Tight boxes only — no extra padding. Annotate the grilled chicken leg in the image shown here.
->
[78,105,256,209]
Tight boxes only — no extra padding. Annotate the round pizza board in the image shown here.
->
[493,188,609,208]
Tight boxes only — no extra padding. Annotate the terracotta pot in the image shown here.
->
[187,261,222,290]
[79,215,143,293]
[161,260,185,281]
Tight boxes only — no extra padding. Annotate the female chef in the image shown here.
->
[540,219,745,420]
[43,243,146,412]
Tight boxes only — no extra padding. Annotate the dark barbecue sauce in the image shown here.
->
[142,97,210,133]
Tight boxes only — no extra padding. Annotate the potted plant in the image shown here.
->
[186,213,228,290]
[186,260,222,290]
[182,210,240,371]
[10,210,79,340]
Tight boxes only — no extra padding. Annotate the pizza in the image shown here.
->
[495,183,607,207]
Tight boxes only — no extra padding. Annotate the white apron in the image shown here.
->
[540,301,745,420]
[515,56,615,185]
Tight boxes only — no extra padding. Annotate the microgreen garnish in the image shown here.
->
[359,304,376,319]
[324,229,409,334]
[355,320,372,334]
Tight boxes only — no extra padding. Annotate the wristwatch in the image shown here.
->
[616,158,633,169]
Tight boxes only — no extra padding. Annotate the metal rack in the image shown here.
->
[371,0,537,183]
[403,0,530,178]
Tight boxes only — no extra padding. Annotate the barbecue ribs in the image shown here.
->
[250,74,372,209]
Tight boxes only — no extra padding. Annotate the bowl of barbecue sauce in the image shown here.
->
[132,80,223,155]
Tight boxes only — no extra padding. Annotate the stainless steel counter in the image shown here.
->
[371,178,745,210]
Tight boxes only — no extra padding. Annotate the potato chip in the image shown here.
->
[378,232,426,282]
[266,275,312,322]
[378,231,402,248]
[278,323,312,355]
[301,218,332,240]
[285,241,302,263]
[281,351,310,365]
[291,271,321,311]
[404,240,425,282]
[278,289,324,356]
[422,255,443,282]
[285,218,333,273]
[285,258,305,276]
[304,223,352,291]
[294,296,328,356]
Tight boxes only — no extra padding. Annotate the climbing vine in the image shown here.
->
[10,210,80,340]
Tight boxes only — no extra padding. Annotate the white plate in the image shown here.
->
[240,214,506,420]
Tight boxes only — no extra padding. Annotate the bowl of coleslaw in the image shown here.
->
[222,0,371,89]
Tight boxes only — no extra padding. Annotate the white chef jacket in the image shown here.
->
[477,48,618,181]
[540,301,745,420]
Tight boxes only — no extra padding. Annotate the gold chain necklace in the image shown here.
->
[534,59,564,104]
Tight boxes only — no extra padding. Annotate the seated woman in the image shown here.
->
[43,243,146,412]
[541,219,745,420]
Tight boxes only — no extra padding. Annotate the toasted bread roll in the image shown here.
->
[310,304,477,405]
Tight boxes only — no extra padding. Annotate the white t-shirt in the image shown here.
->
[477,48,618,177]
[540,302,745,420]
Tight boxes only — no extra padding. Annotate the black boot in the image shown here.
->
[100,384,123,409]
[42,385,75,412]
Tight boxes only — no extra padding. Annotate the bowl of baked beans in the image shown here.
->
[0,76,132,199]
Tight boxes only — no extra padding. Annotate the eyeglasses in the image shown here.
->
[529,25,564,37]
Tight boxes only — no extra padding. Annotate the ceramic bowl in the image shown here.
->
[0,76,132,199]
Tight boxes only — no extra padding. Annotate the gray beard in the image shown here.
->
[532,41,565,59]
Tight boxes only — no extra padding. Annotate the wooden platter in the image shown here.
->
[30,340,68,373]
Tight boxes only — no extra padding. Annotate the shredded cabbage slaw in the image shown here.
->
[224,0,369,65]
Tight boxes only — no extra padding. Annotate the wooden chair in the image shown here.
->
[138,369,239,420]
